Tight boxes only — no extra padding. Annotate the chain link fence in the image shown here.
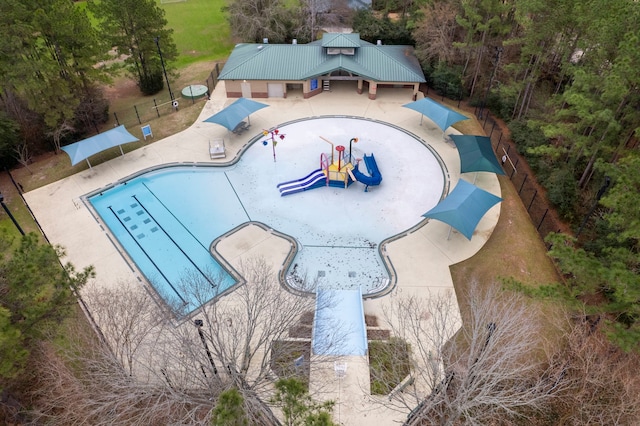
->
[106,62,225,129]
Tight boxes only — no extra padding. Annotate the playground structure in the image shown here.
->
[277,136,383,196]
[351,153,383,192]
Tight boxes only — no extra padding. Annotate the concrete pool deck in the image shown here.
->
[23,81,501,425]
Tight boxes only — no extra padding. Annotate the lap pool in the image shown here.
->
[88,117,447,314]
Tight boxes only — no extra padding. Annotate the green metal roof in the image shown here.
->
[320,33,364,48]
[219,34,425,83]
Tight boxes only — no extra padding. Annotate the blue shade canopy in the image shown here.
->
[422,179,502,240]
[450,135,505,175]
[403,97,469,131]
[203,98,269,131]
[61,125,139,168]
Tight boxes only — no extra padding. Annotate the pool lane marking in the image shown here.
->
[132,194,218,290]
[224,172,251,220]
[141,182,210,253]
[107,205,187,306]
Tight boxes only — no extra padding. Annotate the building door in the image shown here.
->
[241,81,251,98]
[267,83,284,98]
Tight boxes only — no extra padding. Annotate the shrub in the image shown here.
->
[368,337,411,395]
[508,119,548,154]
[544,168,578,220]
[486,91,515,120]
[429,62,465,100]
[139,70,164,95]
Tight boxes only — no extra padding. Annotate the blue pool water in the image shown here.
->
[89,168,246,314]
[89,117,446,314]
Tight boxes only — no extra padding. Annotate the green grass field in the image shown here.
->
[77,0,234,66]
[158,0,234,65]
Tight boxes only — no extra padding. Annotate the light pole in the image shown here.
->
[194,319,217,375]
[154,36,174,101]
[576,176,611,237]
[0,192,25,235]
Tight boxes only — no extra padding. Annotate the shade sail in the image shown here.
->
[61,125,139,167]
[403,97,469,131]
[450,135,505,175]
[422,179,502,240]
[203,98,269,131]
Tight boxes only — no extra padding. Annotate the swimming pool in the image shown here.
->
[89,117,447,314]
[89,168,245,314]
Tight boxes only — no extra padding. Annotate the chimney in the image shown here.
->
[292,39,297,45]
[377,40,382,46]
[263,38,269,44]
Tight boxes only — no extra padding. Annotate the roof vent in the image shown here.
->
[292,39,297,45]
[257,45,263,50]
[263,38,269,44]
[377,40,382,46]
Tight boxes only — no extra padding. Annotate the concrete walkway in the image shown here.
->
[24,81,501,425]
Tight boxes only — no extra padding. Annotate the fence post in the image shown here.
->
[113,112,120,126]
[528,190,537,211]
[519,174,528,194]
[537,209,549,231]
[489,121,497,138]
[134,105,141,124]
[153,99,160,118]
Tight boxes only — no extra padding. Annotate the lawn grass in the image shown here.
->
[271,340,311,388]
[158,0,234,66]
[369,338,412,395]
[77,1,233,65]
[450,175,566,352]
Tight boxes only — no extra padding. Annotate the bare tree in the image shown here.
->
[82,280,167,376]
[47,120,75,154]
[170,258,344,397]
[373,284,568,425]
[547,315,640,425]
[12,139,33,173]
[31,256,344,424]
[412,1,462,65]
[225,0,292,43]
[29,322,213,425]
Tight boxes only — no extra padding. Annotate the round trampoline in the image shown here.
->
[181,84,208,100]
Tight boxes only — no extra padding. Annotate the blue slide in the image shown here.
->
[351,154,382,191]
[277,169,326,196]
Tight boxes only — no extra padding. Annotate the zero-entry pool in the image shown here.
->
[88,117,447,314]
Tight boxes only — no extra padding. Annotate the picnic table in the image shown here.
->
[232,121,250,135]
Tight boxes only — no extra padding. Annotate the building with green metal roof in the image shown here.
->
[219,33,426,100]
